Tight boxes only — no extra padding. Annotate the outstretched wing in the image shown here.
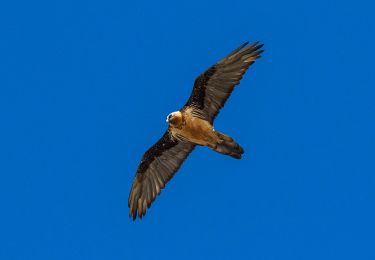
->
[128,130,195,220]
[183,41,264,122]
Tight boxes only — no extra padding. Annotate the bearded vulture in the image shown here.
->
[128,41,264,220]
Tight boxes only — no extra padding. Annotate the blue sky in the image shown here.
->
[1,0,374,259]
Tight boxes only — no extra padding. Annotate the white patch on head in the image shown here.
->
[166,113,171,122]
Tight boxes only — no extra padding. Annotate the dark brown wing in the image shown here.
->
[183,41,264,122]
[128,130,195,220]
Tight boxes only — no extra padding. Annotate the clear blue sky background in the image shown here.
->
[1,0,374,259]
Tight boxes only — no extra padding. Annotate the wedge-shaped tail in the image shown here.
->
[210,131,244,159]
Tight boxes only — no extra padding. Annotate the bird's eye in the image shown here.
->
[168,114,172,119]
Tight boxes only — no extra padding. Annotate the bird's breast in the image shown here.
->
[171,114,217,146]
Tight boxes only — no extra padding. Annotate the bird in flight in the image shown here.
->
[128,41,264,220]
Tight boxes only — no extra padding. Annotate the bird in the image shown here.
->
[128,41,264,220]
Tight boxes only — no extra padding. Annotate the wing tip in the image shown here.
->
[242,41,250,47]
[128,179,147,221]
[244,41,265,61]
[129,211,137,221]
[248,41,264,53]
[129,204,147,221]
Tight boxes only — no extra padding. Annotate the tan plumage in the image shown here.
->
[128,41,264,220]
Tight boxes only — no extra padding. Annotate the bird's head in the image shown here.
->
[166,111,183,127]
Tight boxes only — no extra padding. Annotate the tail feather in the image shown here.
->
[211,132,244,159]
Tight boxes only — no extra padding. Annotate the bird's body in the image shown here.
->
[168,108,244,158]
[168,109,216,146]
[128,41,264,219]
